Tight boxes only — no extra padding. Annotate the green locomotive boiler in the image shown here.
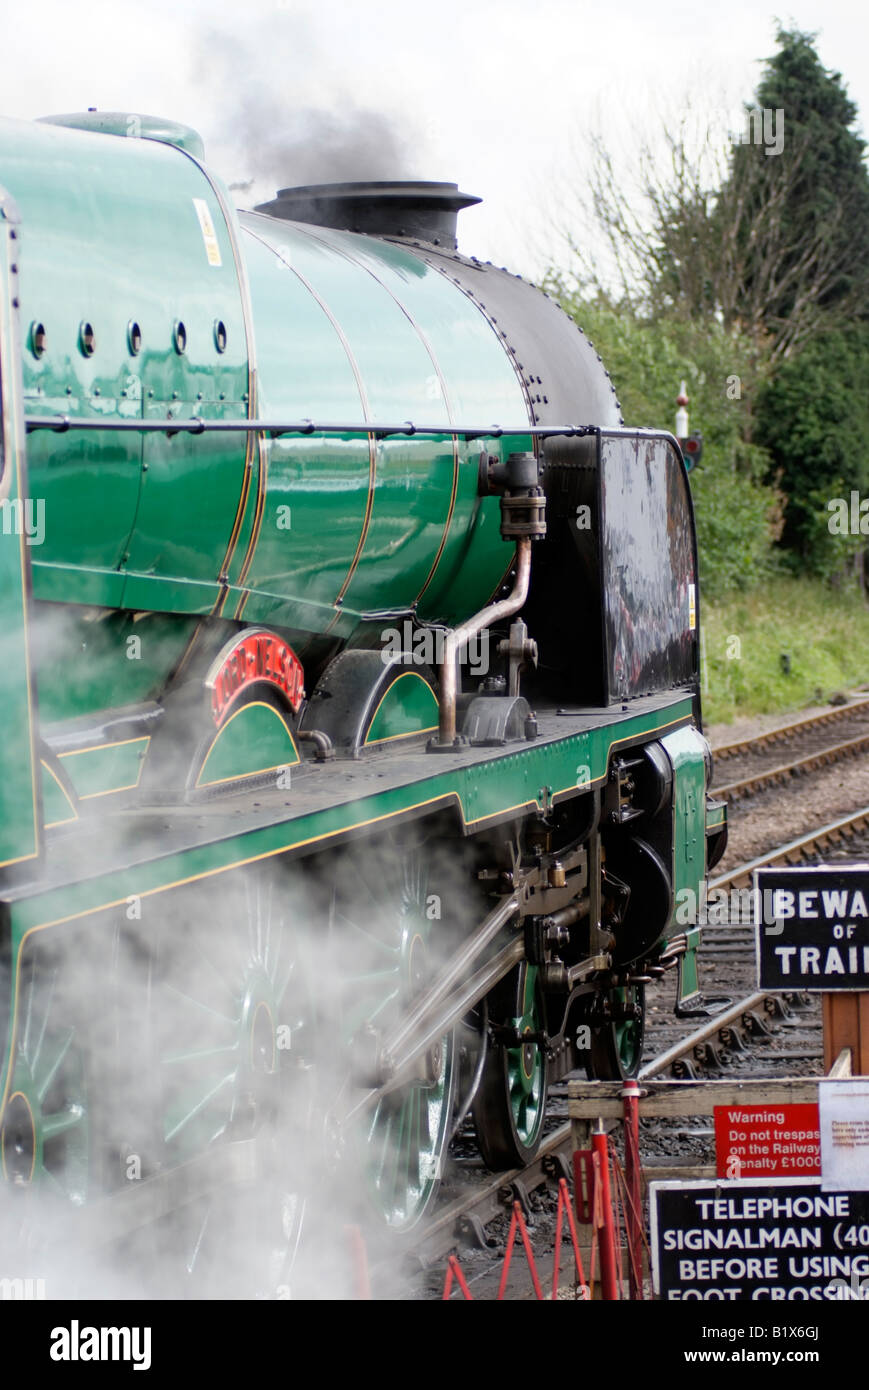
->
[0,110,725,1290]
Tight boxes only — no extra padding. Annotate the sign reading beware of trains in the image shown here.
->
[650,1180,869,1301]
[753,866,869,990]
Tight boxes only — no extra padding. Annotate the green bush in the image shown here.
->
[540,285,783,599]
[755,326,869,577]
[690,466,783,599]
[702,577,869,724]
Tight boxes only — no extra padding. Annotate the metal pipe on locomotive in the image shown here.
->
[0,109,726,1287]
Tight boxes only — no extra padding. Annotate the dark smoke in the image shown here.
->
[239,104,416,189]
[194,28,428,202]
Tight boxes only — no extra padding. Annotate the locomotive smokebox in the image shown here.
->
[255,180,481,249]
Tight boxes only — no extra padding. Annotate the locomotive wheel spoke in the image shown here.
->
[474,962,548,1170]
[588,982,646,1080]
[1,949,89,1209]
[330,834,456,1231]
[149,869,317,1296]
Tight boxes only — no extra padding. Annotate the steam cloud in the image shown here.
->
[0,602,480,1302]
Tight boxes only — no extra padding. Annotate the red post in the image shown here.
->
[497,1201,544,1301]
[443,1255,473,1300]
[622,1078,644,1300]
[552,1177,587,1300]
[345,1225,371,1300]
[592,1126,619,1300]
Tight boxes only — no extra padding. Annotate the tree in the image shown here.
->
[537,285,783,597]
[546,28,869,585]
[721,27,869,360]
[755,325,869,575]
[555,28,869,363]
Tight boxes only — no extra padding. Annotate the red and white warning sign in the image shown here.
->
[714,1104,820,1179]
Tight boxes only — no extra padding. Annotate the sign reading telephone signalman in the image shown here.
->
[753,866,869,991]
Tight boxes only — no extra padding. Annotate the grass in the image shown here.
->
[701,577,869,725]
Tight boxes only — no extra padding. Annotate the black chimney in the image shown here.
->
[254,180,481,250]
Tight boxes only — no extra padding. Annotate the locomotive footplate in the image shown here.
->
[2,692,697,912]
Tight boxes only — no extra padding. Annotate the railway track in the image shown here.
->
[713,729,869,801]
[402,984,819,1294]
[711,697,869,801]
[712,696,869,762]
[712,804,869,888]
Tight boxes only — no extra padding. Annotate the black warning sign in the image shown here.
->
[753,866,869,991]
[650,1179,869,1301]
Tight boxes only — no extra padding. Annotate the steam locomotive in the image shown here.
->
[0,110,725,1291]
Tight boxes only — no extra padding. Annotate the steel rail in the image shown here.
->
[408,1122,577,1269]
[712,728,869,801]
[638,992,768,1078]
[397,987,795,1272]
[710,805,869,891]
[712,697,869,762]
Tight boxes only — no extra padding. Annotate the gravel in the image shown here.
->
[715,752,869,872]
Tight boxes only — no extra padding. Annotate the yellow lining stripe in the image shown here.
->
[57,735,151,760]
[237,223,375,625]
[363,671,439,745]
[330,432,377,613]
[231,425,268,594]
[195,700,300,789]
[40,760,78,828]
[414,434,459,606]
[296,226,461,614]
[364,724,439,747]
[57,735,150,801]
[14,709,691,933]
[171,154,262,616]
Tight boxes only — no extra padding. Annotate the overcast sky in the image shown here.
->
[1,1,867,278]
